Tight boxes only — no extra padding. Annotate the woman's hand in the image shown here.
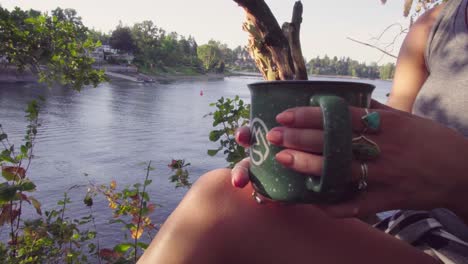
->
[232,100,468,220]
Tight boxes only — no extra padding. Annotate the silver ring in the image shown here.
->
[358,163,368,191]
[361,109,370,133]
[252,191,264,204]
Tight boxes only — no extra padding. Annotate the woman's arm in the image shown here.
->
[387,3,445,112]
[266,101,468,224]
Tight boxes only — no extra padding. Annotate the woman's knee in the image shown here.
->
[190,168,233,199]
[183,168,253,216]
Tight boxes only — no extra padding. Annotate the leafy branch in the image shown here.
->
[206,96,250,168]
[168,159,192,189]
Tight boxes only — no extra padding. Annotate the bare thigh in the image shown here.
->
[138,169,438,264]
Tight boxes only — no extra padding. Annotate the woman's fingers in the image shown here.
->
[276,107,323,128]
[275,149,356,177]
[235,126,251,147]
[275,149,385,217]
[276,105,385,133]
[275,148,363,177]
[275,149,323,175]
[267,127,324,153]
[231,158,250,188]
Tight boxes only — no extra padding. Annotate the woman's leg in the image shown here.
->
[138,169,438,264]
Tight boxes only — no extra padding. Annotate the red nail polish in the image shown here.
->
[276,151,294,166]
[266,130,283,144]
[276,111,294,125]
[236,129,250,145]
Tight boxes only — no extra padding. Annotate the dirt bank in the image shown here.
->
[0,66,37,83]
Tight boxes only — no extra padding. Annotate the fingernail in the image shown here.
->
[266,128,283,144]
[232,167,249,188]
[233,177,248,188]
[275,151,294,166]
[235,129,250,145]
[276,111,294,125]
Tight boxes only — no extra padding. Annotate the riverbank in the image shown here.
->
[0,66,37,83]
[0,65,227,84]
[104,72,226,83]
[0,66,389,85]
[310,74,393,82]
[151,72,225,83]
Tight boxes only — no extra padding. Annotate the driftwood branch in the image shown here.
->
[234,0,308,80]
[282,1,307,80]
[347,37,398,59]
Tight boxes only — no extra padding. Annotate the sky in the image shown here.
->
[1,0,411,64]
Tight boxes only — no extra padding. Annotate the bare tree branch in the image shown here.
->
[347,37,398,59]
[371,23,408,42]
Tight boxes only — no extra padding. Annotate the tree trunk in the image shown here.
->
[282,1,308,80]
[234,0,308,81]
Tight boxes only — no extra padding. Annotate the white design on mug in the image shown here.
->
[250,117,270,166]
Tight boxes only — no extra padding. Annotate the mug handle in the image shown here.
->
[306,95,353,196]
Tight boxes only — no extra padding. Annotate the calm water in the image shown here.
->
[0,76,391,244]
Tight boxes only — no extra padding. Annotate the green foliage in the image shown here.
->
[0,102,102,263]
[0,98,196,263]
[196,40,242,73]
[88,29,110,44]
[206,96,250,168]
[128,20,203,74]
[197,43,223,72]
[167,159,192,188]
[4,193,100,264]
[89,162,159,263]
[1,8,206,262]
[0,6,107,90]
[307,55,395,79]
[110,25,136,53]
[109,19,254,75]
[0,101,42,254]
[379,62,396,80]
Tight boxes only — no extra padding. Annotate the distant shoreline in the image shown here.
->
[107,72,226,83]
[0,66,392,85]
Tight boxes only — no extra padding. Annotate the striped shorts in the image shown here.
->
[375,209,468,263]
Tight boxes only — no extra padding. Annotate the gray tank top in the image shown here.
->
[413,0,468,137]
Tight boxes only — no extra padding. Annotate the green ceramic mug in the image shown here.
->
[248,80,375,204]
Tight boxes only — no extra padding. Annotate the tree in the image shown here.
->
[232,0,307,80]
[89,29,110,44]
[380,62,395,80]
[0,6,106,90]
[307,55,395,79]
[130,21,163,68]
[197,44,222,71]
[110,26,136,53]
[51,7,87,39]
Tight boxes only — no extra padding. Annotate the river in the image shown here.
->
[0,76,391,247]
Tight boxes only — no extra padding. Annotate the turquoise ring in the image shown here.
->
[361,109,381,133]
[352,135,381,161]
